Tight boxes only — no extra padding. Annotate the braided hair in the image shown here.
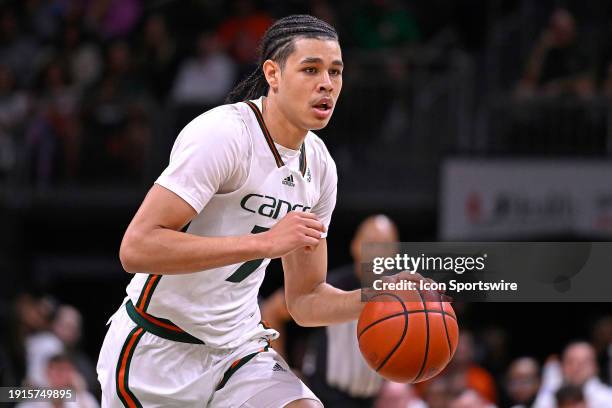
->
[225,14,338,104]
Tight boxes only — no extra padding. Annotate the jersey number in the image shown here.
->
[225,225,270,283]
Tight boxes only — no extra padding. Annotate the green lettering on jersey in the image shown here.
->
[225,225,270,283]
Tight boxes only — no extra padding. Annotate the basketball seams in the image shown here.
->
[438,295,453,357]
[371,293,408,372]
[359,290,457,384]
[357,309,455,340]
[412,289,430,383]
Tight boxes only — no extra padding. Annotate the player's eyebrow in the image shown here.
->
[300,57,344,67]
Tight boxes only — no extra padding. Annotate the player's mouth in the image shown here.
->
[312,98,333,119]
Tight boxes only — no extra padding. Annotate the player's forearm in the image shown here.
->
[287,283,364,327]
[120,227,266,274]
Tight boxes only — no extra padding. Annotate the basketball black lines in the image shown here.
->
[357,303,456,340]
[438,295,454,357]
[413,289,429,383]
[368,292,408,372]
[357,291,457,382]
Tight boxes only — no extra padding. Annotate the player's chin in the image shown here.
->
[307,113,334,130]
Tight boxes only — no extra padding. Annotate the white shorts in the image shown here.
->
[97,301,320,408]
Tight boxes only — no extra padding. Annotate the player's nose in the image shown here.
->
[318,72,333,92]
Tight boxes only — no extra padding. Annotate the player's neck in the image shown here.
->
[261,96,307,150]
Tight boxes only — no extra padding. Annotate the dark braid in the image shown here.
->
[225,14,338,103]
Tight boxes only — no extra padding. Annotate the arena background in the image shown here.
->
[0,0,611,407]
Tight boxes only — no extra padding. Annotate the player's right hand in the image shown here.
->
[260,211,325,258]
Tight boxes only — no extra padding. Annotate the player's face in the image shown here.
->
[276,37,343,131]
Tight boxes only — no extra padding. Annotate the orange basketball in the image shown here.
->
[357,289,459,383]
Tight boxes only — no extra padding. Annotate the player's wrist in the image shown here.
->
[248,232,272,259]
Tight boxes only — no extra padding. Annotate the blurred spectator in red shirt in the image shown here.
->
[436,331,498,405]
[216,0,272,73]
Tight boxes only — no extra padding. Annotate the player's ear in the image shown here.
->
[262,60,280,92]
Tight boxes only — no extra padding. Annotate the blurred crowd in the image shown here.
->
[2,0,612,186]
[0,0,424,186]
[516,8,612,99]
[1,293,100,407]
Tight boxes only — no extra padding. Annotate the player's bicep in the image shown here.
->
[282,239,328,306]
[128,184,197,233]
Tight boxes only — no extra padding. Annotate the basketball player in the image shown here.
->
[97,15,343,408]
[97,14,431,408]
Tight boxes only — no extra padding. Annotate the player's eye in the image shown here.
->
[329,69,342,77]
[303,67,317,74]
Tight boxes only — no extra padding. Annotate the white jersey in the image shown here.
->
[124,97,337,349]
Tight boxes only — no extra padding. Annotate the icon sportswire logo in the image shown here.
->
[282,175,295,187]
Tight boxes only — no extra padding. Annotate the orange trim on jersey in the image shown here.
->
[136,274,160,310]
[117,327,144,408]
[133,306,184,333]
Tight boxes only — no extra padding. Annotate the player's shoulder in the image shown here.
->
[305,130,336,175]
[183,103,247,136]
[175,102,251,151]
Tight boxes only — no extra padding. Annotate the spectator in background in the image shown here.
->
[350,0,420,50]
[437,330,498,405]
[419,375,452,408]
[26,59,81,184]
[85,0,142,39]
[374,381,425,408]
[136,14,179,101]
[103,41,146,97]
[0,64,29,175]
[81,40,152,182]
[16,354,99,408]
[171,32,237,108]
[4,293,51,387]
[591,316,612,385]
[216,0,273,76]
[517,8,594,98]
[52,306,99,395]
[555,384,587,408]
[17,294,63,387]
[534,341,612,407]
[449,389,497,408]
[591,316,612,384]
[58,23,103,92]
[503,357,541,408]
[0,9,41,88]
